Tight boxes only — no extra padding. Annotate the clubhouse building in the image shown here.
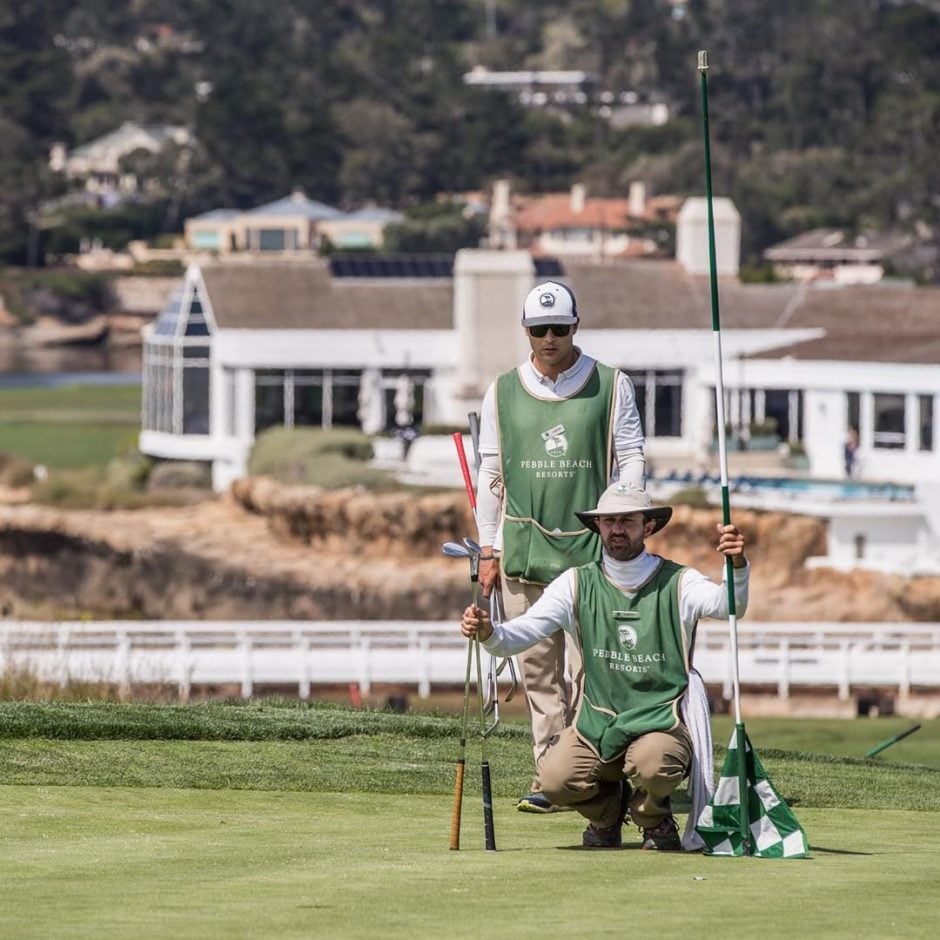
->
[139,218,940,574]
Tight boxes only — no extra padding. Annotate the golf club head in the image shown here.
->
[441,541,472,558]
[462,537,482,555]
[482,653,497,716]
[483,704,500,738]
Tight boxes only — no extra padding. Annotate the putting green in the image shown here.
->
[1,787,937,939]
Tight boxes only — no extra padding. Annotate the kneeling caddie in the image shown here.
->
[460,482,749,849]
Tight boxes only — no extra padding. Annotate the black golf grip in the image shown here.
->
[481,761,496,852]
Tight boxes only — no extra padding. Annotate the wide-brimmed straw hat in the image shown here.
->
[575,482,673,535]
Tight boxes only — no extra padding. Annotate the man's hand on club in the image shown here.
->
[716,523,747,568]
[461,604,493,643]
[478,555,501,598]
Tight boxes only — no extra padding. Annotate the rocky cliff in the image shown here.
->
[1,477,939,622]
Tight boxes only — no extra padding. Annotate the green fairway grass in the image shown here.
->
[1,789,937,939]
[0,384,140,467]
[2,703,939,937]
[711,714,940,768]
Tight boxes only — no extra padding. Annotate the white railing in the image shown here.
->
[2,620,939,701]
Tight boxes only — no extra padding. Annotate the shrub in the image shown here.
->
[420,423,469,436]
[749,418,779,437]
[106,448,153,491]
[0,451,36,487]
[670,486,713,509]
[148,460,212,490]
[248,427,392,489]
[31,465,209,509]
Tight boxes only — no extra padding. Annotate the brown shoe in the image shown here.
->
[641,814,681,851]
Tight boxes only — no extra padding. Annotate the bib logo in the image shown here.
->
[541,424,568,457]
[616,624,638,650]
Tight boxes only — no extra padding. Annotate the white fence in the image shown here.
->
[2,620,940,702]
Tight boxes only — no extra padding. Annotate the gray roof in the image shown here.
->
[191,208,240,221]
[245,192,342,221]
[565,259,802,329]
[71,121,187,159]
[200,263,452,330]
[340,207,404,223]
[194,258,940,364]
[764,228,909,262]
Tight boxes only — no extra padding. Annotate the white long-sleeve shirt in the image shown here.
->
[481,549,749,658]
[475,349,645,547]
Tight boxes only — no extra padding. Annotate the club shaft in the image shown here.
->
[452,432,477,514]
[449,638,474,851]
[864,723,922,758]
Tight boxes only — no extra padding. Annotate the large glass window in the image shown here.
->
[294,371,324,427]
[143,279,215,437]
[631,370,683,438]
[873,393,905,449]
[182,346,210,434]
[252,369,367,432]
[192,230,220,250]
[255,370,286,432]
[919,395,934,452]
[331,370,363,427]
[847,392,861,433]
[258,229,286,251]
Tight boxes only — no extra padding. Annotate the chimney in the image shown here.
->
[49,142,67,173]
[488,179,516,248]
[629,180,646,217]
[676,197,741,278]
[570,183,586,214]
[452,249,534,408]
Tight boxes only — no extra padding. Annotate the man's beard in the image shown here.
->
[603,538,645,562]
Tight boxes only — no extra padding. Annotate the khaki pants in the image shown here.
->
[501,577,583,791]
[539,724,692,829]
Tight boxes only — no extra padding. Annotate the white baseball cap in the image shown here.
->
[521,281,579,327]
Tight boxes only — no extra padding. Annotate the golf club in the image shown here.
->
[442,536,495,851]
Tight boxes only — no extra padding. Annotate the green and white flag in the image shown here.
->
[696,729,809,858]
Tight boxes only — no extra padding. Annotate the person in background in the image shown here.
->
[461,483,749,849]
[475,280,646,813]
[844,426,860,478]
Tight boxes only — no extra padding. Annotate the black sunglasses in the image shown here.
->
[528,323,573,338]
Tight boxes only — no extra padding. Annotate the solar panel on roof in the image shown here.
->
[328,255,455,278]
[535,257,565,278]
[327,254,562,279]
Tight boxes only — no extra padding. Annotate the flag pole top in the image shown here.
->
[697,50,708,72]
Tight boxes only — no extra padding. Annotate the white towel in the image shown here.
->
[679,668,714,851]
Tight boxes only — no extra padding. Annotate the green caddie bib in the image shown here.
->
[496,362,616,584]
[574,559,690,761]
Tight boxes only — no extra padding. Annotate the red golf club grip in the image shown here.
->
[452,432,477,512]
[481,761,496,852]
[449,759,465,850]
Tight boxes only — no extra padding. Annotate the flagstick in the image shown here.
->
[698,49,750,855]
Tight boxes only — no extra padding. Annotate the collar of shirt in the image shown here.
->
[522,346,593,395]
[601,549,659,593]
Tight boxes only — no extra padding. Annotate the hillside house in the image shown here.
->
[49,122,192,195]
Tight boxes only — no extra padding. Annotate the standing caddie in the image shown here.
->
[475,280,646,813]
[462,483,749,849]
